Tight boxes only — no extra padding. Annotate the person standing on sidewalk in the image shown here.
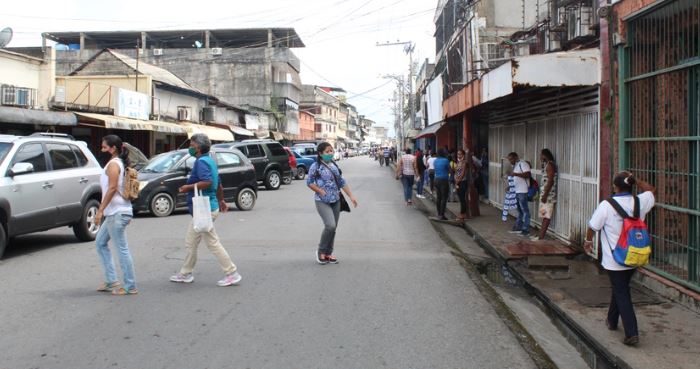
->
[427,151,437,193]
[532,149,558,241]
[95,135,137,295]
[507,152,531,236]
[453,149,471,221]
[396,148,418,206]
[170,134,241,287]
[415,149,426,198]
[480,148,489,199]
[584,172,655,346]
[307,142,359,264]
[433,149,452,220]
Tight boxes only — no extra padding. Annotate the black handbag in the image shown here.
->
[323,162,351,212]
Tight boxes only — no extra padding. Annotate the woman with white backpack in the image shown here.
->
[584,171,656,346]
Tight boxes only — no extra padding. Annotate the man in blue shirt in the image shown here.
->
[433,149,452,220]
[170,134,242,287]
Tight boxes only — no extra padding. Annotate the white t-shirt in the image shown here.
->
[513,160,531,194]
[427,157,437,170]
[100,159,133,216]
[588,191,655,271]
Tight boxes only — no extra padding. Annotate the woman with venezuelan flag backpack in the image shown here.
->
[584,171,656,346]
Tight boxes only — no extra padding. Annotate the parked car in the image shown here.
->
[213,140,292,190]
[0,133,103,258]
[292,143,317,158]
[133,148,257,217]
[291,150,315,180]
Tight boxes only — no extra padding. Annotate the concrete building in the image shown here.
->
[425,0,602,241]
[298,110,316,141]
[0,47,76,134]
[58,49,235,156]
[41,28,304,140]
[300,85,340,147]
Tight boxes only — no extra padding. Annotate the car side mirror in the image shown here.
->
[9,162,34,177]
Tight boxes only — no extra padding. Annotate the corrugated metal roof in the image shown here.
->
[107,50,207,96]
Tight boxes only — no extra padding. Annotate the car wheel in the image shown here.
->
[0,224,7,259]
[264,170,281,190]
[235,188,256,211]
[150,192,174,217]
[282,173,292,185]
[295,166,306,180]
[73,199,100,242]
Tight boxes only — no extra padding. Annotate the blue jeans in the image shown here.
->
[514,193,530,233]
[415,172,425,195]
[95,212,136,290]
[401,175,415,202]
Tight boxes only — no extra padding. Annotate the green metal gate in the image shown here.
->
[619,0,700,291]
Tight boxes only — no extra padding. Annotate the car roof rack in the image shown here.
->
[30,132,75,140]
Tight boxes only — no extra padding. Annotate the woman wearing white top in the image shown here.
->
[95,135,137,295]
[584,171,655,346]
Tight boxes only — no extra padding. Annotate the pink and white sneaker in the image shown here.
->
[217,272,242,287]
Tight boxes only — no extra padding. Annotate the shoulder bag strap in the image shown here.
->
[633,195,640,219]
[605,198,631,219]
[322,162,342,189]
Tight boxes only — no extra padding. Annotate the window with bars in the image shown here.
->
[620,0,700,291]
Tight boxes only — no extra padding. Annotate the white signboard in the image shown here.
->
[244,114,260,130]
[114,88,150,120]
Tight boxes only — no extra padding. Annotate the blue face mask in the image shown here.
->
[188,147,197,156]
[321,153,334,162]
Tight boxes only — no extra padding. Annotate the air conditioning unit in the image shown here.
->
[177,106,192,121]
[211,47,223,56]
[202,106,216,122]
[153,48,163,56]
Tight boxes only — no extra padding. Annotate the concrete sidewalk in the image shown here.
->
[415,185,700,369]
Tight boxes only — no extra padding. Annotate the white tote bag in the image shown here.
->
[192,183,214,233]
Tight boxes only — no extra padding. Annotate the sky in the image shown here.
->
[2,0,438,135]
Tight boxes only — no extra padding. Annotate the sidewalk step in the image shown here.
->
[506,241,578,259]
[526,255,570,270]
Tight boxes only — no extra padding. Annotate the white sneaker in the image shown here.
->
[217,272,242,287]
[170,273,194,283]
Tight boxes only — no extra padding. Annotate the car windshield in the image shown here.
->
[141,151,186,173]
[0,143,12,164]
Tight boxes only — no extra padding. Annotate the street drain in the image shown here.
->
[477,261,521,287]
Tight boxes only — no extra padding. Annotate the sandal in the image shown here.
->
[97,281,120,292]
[327,255,339,264]
[111,287,138,295]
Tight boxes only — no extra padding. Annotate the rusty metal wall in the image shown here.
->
[487,88,599,244]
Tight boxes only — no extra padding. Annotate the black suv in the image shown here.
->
[213,140,292,190]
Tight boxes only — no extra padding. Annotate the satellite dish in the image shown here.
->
[0,27,13,48]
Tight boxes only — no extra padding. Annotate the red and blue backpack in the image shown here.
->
[604,196,652,267]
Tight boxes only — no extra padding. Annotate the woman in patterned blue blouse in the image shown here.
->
[307,142,359,264]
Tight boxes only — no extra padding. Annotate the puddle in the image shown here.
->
[478,261,521,287]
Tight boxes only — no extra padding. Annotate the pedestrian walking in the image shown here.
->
[448,153,457,202]
[396,148,418,206]
[427,151,437,192]
[584,172,655,346]
[95,135,137,295]
[433,149,452,220]
[532,149,558,241]
[383,147,391,166]
[170,134,241,287]
[415,149,426,198]
[507,152,531,236]
[307,142,359,264]
[377,148,384,166]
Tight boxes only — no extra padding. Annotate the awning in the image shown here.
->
[75,112,186,134]
[481,49,600,104]
[231,125,255,137]
[0,106,76,126]
[270,131,284,141]
[406,129,421,139]
[180,122,234,142]
[415,121,446,139]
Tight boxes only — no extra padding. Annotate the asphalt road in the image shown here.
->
[0,156,537,369]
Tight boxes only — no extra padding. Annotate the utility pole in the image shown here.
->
[135,38,140,92]
[376,40,415,153]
